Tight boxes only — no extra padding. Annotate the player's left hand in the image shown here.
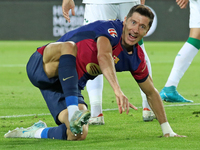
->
[176,0,189,9]
[164,133,187,137]
[62,0,75,22]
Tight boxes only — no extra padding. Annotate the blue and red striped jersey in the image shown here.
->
[38,19,149,89]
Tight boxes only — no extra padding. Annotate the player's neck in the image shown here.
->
[125,46,133,54]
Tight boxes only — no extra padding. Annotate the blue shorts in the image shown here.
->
[26,50,87,125]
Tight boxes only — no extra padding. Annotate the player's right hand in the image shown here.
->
[115,90,129,114]
[129,102,138,111]
[115,90,137,114]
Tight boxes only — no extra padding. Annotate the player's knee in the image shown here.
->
[75,125,88,141]
[79,134,87,140]
[79,126,88,140]
[60,41,77,57]
[67,126,88,141]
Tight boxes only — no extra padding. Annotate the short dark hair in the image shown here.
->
[127,5,154,28]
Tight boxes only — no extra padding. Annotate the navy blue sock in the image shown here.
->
[41,124,67,140]
[58,54,78,106]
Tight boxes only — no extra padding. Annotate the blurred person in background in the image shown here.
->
[160,0,200,102]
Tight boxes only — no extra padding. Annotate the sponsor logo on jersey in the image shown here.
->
[113,55,120,64]
[108,28,118,38]
[86,63,102,76]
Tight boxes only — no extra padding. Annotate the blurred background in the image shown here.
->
[0,0,189,41]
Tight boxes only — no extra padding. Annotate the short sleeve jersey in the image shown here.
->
[56,20,148,89]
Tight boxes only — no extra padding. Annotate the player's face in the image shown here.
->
[122,12,150,47]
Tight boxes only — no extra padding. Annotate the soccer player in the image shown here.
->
[4,5,184,140]
[160,0,200,102]
[62,0,155,124]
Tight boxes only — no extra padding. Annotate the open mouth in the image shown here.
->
[128,33,137,41]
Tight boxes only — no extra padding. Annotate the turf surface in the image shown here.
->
[0,41,200,150]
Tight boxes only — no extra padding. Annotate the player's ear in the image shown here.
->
[144,26,150,36]
[144,30,149,36]
[124,16,127,22]
[123,17,127,26]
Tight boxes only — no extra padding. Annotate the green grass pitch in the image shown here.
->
[0,41,200,150]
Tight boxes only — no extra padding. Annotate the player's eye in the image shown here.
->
[140,25,146,29]
[132,21,136,24]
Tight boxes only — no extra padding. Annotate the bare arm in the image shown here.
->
[138,76,167,124]
[176,0,189,9]
[62,0,75,22]
[138,76,186,137]
[97,36,137,114]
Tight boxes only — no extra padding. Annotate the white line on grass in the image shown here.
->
[0,64,26,67]
[163,103,200,107]
[1,103,200,119]
[0,113,51,118]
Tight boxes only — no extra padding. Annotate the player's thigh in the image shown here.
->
[189,0,200,30]
[118,1,140,20]
[83,4,118,24]
[43,42,77,78]
[43,42,77,63]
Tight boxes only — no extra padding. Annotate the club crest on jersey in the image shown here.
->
[108,28,118,38]
[113,55,120,64]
